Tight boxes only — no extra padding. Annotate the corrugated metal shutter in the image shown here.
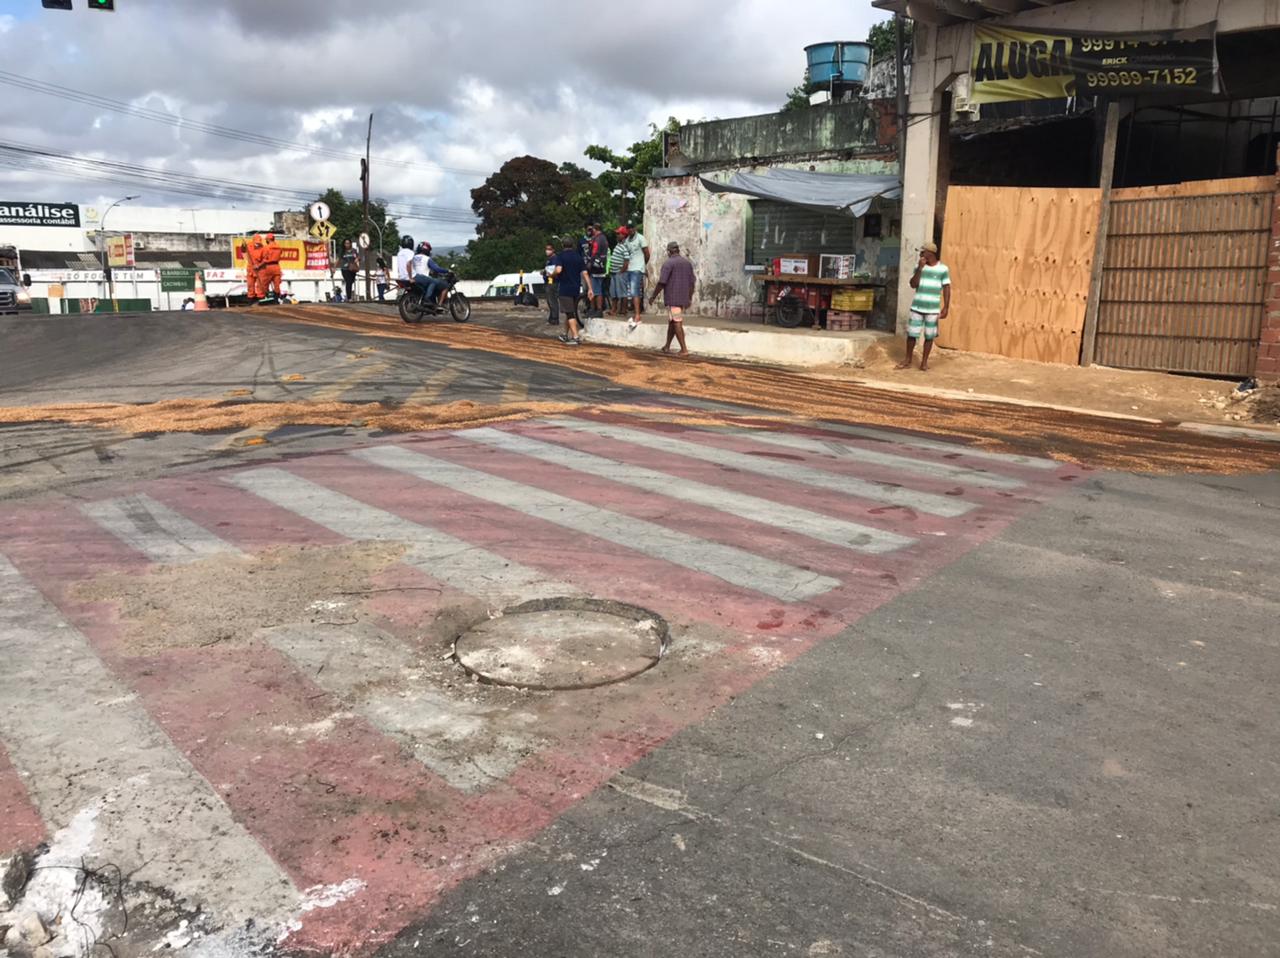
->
[749,200,856,265]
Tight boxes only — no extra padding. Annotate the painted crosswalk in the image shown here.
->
[0,409,1078,956]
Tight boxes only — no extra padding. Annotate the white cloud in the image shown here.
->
[0,0,889,246]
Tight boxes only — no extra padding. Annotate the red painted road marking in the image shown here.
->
[0,417,1081,954]
[0,739,45,855]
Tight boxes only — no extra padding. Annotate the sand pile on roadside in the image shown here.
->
[0,398,582,435]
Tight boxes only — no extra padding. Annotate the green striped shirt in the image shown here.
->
[911,262,951,314]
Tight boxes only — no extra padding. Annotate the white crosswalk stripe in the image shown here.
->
[81,494,237,564]
[229,467,575,603]
[549,418,978,518]
[460,426,916,555]
[653,395,1061,470]
[356,445,841,602]
[0,553,297,926]
[714,427,1026,490]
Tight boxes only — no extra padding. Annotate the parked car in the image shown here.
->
[0,267,33,314]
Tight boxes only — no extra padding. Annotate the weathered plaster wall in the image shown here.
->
[676,101,885,168]
[645,157,901,321]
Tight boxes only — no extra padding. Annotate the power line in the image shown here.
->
[0,141,479,226]
[0,69,494,180]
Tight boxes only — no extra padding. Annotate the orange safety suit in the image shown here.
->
[258,234,284,299]
[244,235,266,301]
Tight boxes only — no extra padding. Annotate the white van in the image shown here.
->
[484,270,549,300]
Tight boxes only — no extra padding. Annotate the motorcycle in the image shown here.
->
[396,272,471,324]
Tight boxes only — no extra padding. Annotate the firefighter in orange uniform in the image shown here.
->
[241,234,262,302]
[258,233,284,303]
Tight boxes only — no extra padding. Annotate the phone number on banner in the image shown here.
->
[1081,66,1203,90]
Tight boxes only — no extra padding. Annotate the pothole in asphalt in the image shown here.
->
[453,597,670,691]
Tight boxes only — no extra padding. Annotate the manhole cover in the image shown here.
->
[454,598,669,691]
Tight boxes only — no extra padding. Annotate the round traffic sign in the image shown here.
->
[358,232,371,250]
[309,201,331,223]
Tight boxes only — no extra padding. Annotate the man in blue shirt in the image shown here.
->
[550,236,592,346]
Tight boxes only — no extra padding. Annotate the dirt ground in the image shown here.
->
[847,338,1269,427]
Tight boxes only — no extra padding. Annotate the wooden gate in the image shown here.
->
[1094,177,1275,376]
[939,186,1100,364]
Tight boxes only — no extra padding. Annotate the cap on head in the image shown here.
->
[920,241,939,254]
[616,225,629,236]
[251,233,264,246]
[266,233,276,243]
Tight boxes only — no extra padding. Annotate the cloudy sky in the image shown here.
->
[0,0,887,246]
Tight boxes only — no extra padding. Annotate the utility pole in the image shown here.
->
[362,113,373,304]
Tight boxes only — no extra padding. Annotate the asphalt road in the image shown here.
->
[1,309,1277,958]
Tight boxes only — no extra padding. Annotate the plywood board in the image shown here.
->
[937,186,1100,365]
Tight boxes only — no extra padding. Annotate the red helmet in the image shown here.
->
[416,241,432,255]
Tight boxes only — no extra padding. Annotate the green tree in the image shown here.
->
[584,118,680,225]
[782,75,811,112]
[451,229,550,282]
[312,188,399,259]
[868,18,912,61]
[469,156,580,240]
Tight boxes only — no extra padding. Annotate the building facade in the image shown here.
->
[643,100,903,328]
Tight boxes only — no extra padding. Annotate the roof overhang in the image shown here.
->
[872,0,1074,28]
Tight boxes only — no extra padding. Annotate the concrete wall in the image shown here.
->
[644,157,901,321]
[674,101,885,169]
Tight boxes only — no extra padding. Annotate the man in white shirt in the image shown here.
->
[394,235,416,284]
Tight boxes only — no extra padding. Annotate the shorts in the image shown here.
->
[669,306,686,322]
[559,295,579,319]
[906,309,940,341]
[620,271,644,298]
[610,273,625,298]
[590,274,605,296]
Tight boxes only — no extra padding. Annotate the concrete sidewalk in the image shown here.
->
[583,312,888,367]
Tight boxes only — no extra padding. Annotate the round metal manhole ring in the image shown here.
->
[453,597,670,692]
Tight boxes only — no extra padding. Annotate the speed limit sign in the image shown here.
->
[308,201,331,223]
[358,232,371,250]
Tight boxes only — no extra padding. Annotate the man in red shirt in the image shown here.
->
[648,241,695,356]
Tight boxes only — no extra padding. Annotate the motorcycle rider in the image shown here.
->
[411,241,449,311]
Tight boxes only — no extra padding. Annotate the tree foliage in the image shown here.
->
[450,229,549,282]
[469,156,582,240]
[782,80,811,112]
[312,188,399,258]
[584,118,679,226]
[868,18,912,61]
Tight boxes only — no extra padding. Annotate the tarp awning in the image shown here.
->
[700,168,901,218]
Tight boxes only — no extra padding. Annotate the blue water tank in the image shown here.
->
[804,41,872,92]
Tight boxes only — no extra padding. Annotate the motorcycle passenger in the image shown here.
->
[411,241,448,309]
[394,235,415,286]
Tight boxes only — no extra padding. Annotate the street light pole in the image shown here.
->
[100,194,139,306]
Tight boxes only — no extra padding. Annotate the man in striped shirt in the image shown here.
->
[898,241,951,372]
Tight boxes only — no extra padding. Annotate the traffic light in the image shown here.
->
[41,1,74,9]
[89,0,115,9]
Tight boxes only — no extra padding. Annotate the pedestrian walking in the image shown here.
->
[549,236,592,346]
[897,241,951,372]
[615,225,650,325]
[339,239,360,302]
[542,241,560,326]
[375,257,389,302]
[649,241,696,357]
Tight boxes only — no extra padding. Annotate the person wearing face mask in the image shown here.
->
[542,240,560,326]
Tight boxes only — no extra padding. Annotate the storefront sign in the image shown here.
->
[0,201,81,227]
[971,22,1217,104]
[106,234,136,268]
[160,268,198,292]
[231,237,331,272]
